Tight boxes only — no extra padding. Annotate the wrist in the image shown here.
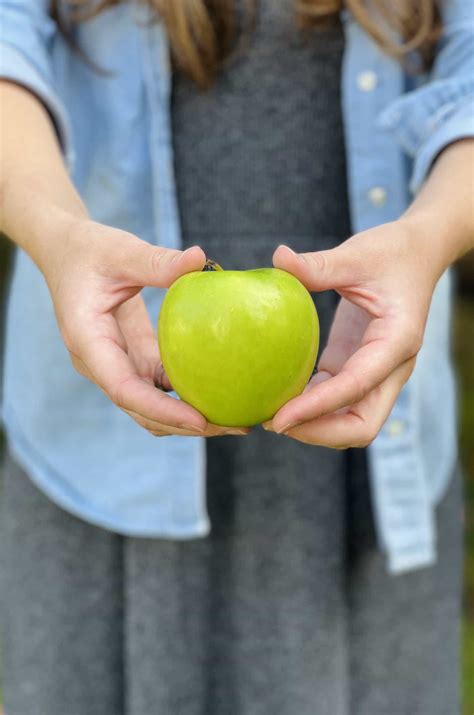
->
[397,210,459,282]
[36,210,90,278]
[0,167,88,270]
[400,139,474,272]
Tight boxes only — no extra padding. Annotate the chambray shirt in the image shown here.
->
[1,0,473,573]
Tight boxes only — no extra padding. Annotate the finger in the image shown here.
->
[272,242,360,293]
[302,369,332,393]
[264,371,332,433]
[147,428,250,438]
[299,301,370,397]
[110,237,206,289]
[115,295,173,389]
[271,322,416,433]
[263,371,339,432]
[70,352,94,381]
[153,363,173,392]
[261,370,330,430]
[123,409,250,437]
[299,301,369,394]
[78,329,208,431]
[280,360,414,448]
[114,294,155,342]
[317,299,371,372]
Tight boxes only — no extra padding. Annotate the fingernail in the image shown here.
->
[171,247,195,264]
[182,246,198,257]
[262,422,273,431]
[179,423,206,433]
[276,422,299,435]
[224,429,248,436]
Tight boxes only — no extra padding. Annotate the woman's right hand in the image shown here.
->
[0,83,246,437]
[42,218,249,438]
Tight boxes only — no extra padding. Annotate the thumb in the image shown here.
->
[272,243,358,293]
[120,239,206,288]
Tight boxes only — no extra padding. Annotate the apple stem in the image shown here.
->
[202,258,223,272]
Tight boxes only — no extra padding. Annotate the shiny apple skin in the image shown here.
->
[158,268,319,427]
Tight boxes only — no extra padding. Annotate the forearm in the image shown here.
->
[0,81,87,273]
[401,138,474,279]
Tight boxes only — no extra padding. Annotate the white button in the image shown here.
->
[357,70,378,92]
[368,186,387,206]
[386,419,406,438]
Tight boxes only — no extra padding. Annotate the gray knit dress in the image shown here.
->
[0,2,462,714]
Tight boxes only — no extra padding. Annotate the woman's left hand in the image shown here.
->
[263,219,444,448]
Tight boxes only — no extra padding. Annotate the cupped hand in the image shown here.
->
[264,220,441,448]
[45,218,249,438]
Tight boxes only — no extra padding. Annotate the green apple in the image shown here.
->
[158,263,319,427]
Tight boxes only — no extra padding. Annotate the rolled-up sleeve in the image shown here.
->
[377,0,474,194]
[0,0,73,165]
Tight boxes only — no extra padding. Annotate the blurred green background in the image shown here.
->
[0,238,473,711]
[457,253,474,715]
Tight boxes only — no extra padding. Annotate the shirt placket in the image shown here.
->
[342,13,436,573]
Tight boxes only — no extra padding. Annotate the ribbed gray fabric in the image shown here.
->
[0,2,462,713]
[0,450,462,715]
[167,6,351,711]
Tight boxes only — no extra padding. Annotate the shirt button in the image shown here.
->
[368,186,388,206]
[357,70,378,92]
[386,419,406,438]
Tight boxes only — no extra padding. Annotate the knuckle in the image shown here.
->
[150,427,169,437]
[69,353,86,377]
[404,356,417,381]
[134,418,148,430]
[403,322,423,358]
[354,439,371,449]
[109,381,128,409]
[344,370,366,404]
[153,363,167,389]
[151,248,174,275]
[308,251,327,274]
[62,326,77,354]
[355,425,378,448]
[150,249,164,275]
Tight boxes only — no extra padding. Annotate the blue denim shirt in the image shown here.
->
[1,0,472,573]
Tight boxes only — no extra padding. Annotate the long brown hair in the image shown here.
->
[50,1,441,88]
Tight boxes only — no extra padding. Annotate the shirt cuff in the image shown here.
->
[387,541,437,575]
[0,43,74,169]
[378,78,474,195]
